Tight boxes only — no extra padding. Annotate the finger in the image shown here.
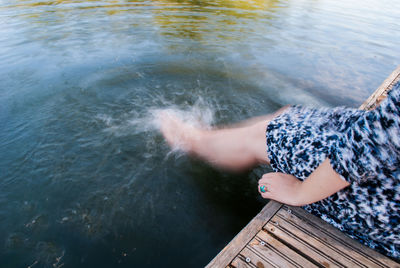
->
[259,184,267,194]
[259,172,275,184]
[258,183,270,197]
[260,189,272,200]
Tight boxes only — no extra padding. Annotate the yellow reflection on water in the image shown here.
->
[152,0,282,40]
[158,0,280,11]
[5,0,284,42]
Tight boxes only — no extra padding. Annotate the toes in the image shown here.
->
[156,111,185,149]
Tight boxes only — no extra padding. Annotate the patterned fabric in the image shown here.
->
[265,81,400,260]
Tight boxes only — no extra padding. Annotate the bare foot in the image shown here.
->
[157,110,204,153]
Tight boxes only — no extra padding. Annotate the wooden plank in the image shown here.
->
[359,65,400,110]
[231,257,252,268]
[238,246,283,268]
[264,217,347,267]
[254,230,319,267]
[242,230,319,268]
[206,201,282,268]
[264,206,400,268]
[286,206,400,268]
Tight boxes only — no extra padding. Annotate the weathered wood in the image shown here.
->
[265,218,345,267]
[263,206,399,268]
[206,201,282,268]
[286,206,400,268]
[238,247,282,268]
[359,65,400,110]
[244,230,318,267]
[231,257,252,268]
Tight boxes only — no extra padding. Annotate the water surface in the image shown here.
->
[0,0,399,267]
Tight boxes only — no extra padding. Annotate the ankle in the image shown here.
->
[186,129,206,154]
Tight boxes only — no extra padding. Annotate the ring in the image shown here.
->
[260,185,267,193]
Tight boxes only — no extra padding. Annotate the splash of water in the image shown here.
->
[151,98,215,128]
[94,95,219,166]
[96,96,216,137]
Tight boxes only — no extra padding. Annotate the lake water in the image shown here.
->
[0,0,399,267]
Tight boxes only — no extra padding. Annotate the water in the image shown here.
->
[0,0,399,267]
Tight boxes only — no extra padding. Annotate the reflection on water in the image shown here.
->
[0,0,399,267]
[152,0,281,40]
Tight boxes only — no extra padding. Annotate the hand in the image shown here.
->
[258,159,350,206]
[258,172,302,206]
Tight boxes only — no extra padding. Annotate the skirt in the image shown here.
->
[266,105,365,180]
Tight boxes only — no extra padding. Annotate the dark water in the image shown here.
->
[0,0,399,267]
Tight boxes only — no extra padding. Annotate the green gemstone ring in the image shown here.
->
[260,185,267,193]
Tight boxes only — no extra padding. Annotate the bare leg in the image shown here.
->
[158,106,289,172]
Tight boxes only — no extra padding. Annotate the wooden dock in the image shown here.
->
[206,66,400,268]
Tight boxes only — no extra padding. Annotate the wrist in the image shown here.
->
[287,180,304,206]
